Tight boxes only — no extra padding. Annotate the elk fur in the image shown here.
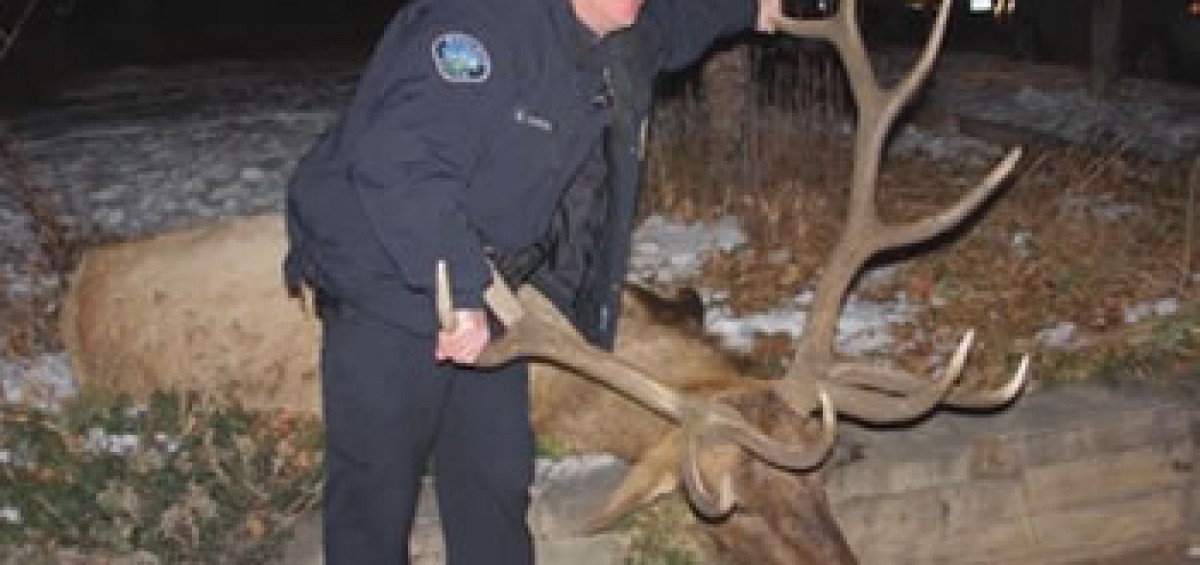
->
[61,215,321,412]
[60,214,855,563]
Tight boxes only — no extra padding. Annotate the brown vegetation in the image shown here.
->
[60,215,321,412]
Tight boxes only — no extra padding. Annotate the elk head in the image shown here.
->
[437,0,1028,557]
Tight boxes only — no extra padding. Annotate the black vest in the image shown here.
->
[493,26,655,347]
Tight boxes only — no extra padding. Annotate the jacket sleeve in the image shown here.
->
[346,6,514,310]
[639,0,757,72]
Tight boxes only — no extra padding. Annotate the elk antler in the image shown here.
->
[770,0,1029,422]
[436,260,836,517]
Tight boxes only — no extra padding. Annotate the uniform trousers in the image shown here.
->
[319,298,535,565]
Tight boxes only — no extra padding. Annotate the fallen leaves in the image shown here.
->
[644,126,1199,387]
[0,392,324,561]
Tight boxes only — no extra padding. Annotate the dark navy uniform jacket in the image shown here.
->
[285,0,754,341]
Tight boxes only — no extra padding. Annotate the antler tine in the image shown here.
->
[436,260,458,331]
[702,389,837,470]
[679,390,836,517]
[438,261,694,419]
[682,430,739,518]
[821,329,974,423]
[870,147,1023,252]
[436,259,525,331]
[949,354,1029,408]
[823,333,1031,423]
[880,0,955,133]
[827,351,1030,411]
[773,0,953,146]
[771,1,882,115]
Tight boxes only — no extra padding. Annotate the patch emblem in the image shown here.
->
[432,32,491,83]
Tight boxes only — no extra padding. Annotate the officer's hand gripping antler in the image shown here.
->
[436,259,836,517]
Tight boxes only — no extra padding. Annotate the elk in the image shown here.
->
[60,0,1028,562]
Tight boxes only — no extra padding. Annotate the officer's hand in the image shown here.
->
[435,309,491,364]
[756,0,783,33]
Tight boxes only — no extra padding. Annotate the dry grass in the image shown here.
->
[0,133,81,360]
[641,51,1199,390]
[0,137,324,564]
[0,390,325,563]
[621,493,724,565]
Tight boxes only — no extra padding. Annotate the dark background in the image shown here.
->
[0,0,402,111]
[1,0,1197,113]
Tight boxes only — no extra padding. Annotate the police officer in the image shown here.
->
[284,0,781,563]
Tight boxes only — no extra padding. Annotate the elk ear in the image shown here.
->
[622,284,706,330]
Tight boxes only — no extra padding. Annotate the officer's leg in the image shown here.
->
[434,362,535,565]
[320,303,451,565]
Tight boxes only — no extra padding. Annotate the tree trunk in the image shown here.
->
[700,43,752,186]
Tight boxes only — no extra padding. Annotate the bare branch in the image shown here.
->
[0,0,45,64]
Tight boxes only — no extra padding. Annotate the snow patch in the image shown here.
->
[1035,321,1080,350]
[1124,298,1181,325]
[628,215,917,355]
[628,214,746,283]
[0,353,76,409]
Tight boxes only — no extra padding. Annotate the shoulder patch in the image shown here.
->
[431,32,491,83]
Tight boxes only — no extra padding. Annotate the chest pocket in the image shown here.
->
[467,98,565,248]
[498,101,561,198]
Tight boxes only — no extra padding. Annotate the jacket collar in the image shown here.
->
[551,0,604,67]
